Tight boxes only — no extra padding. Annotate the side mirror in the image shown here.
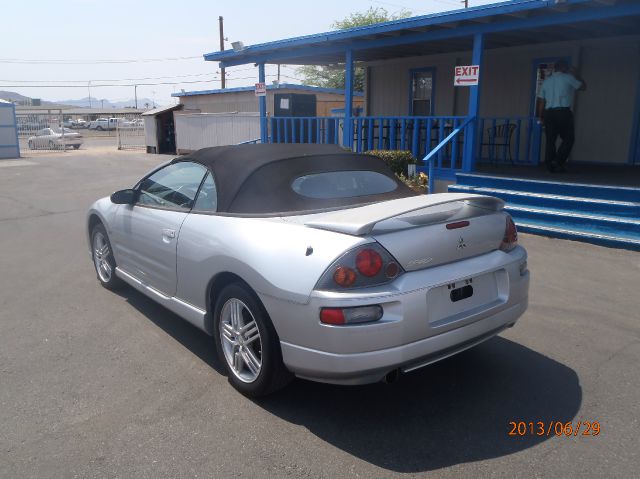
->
[110,189,136,205]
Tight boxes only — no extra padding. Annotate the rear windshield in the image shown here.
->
[291,171,397,199]
[226,154,416,215]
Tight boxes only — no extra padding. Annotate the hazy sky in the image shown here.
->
[1,0,500,105]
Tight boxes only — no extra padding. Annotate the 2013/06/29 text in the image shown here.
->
[508,421,601,437]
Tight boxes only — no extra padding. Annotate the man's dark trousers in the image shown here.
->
[544,107,575,168]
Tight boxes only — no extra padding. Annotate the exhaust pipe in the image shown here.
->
[382,369,400,384]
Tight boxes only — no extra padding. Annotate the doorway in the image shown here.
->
[156,112,176,155]
[528,57,571,165]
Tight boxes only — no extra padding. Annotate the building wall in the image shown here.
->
[0,102,19,159]
[367,52,460,117]
[143,116,157,153]
[180,91,257,114]
[178,89,364,117]
[365,35,640,164]
[174,113,260,154]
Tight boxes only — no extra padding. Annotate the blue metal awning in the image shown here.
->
[204,0,640,67]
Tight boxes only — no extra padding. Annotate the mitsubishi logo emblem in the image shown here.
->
[457,237,467,250]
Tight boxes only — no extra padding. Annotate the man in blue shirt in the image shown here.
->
[536,61,587,172]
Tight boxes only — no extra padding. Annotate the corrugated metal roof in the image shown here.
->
[15,106,147,115]
[172,83,364,98]
[141,104,183,116]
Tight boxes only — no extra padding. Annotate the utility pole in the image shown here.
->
[134,85,138,109]
[462,0,469,8]
[219,16,226,89]
[88,81,92,108]
[277,64,281,84]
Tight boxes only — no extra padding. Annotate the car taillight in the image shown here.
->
[500,215,518,252]
[355,249,383,277]
[333,266,357,287]
[315,243,404,291]
[320,305,383,325]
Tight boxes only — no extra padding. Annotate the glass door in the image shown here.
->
[410,68,435,116]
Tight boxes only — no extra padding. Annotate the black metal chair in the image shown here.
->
[482,123,516,164]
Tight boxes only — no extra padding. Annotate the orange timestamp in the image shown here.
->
[508,420,601,437]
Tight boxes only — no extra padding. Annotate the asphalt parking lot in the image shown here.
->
[1,149,638,478]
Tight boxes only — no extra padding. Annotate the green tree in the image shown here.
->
[296,7,411,92]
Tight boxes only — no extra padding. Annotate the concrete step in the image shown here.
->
[506,205,640,237]
[449,174,640,250]
[455,173,640,203]
[515,221,640,251]
[448,184,640,218]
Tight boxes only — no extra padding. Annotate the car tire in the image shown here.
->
[48,140,55,150]
[28,140,34,150]
[73,145,80,150]
[213,283,292,397]
[96,126,103,131]
[91,224,123,291]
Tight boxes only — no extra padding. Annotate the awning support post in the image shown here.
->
[463,32,484,172]
[344,48,354,149]
[258,62,267,143]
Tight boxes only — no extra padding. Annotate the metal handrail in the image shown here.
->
[423,116,474,194]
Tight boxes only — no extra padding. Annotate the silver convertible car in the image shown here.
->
[88,144,529,396]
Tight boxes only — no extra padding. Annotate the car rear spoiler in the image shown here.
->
[304,193,504,236]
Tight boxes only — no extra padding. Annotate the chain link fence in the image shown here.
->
[16,110,73,152]
[116,120,145,150]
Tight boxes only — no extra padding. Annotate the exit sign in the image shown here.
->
[454,65,480,86]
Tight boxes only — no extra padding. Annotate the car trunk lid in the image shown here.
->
[304,193,506,270]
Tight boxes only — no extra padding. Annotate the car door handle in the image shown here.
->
[162,228,176,239]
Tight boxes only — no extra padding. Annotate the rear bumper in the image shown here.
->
[261,246,529,385]
[280,298,526,385]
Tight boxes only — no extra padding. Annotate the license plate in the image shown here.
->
[426,270,506,327]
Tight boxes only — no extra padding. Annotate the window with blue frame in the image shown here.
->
[410,68,435,116]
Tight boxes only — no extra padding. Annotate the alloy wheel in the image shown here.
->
[93,231,113,283]
[219,298,263,383]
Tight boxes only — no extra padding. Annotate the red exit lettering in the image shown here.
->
[455,65,479,77]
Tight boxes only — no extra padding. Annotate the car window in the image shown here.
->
[137,162,207,210]
[193,173,218,212]
[291,170,398,199]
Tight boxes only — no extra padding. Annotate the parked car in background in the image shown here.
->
[87,144,530,397]
[88,118,121,131]
[28,128,83,149]
[18,120,49,134]
[70,119,88,129]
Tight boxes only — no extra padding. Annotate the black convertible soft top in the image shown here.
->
[172,144,415,215]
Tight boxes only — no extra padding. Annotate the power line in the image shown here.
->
[0,78,219,88]
[0,55,203,65]
[0,72,217,83]
[0,74,295,89]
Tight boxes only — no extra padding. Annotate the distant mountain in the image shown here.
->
[0,90,30,103]
[0,90,62,107]
[58,97,157,109]
[0,90,158,109]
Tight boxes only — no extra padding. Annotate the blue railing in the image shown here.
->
[478,117,542,165]
[349,116,468,165]
[419,117,474,194]
[269,117,343,145]
[267,114,543,185]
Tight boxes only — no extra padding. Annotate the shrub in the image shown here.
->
[365,150,416,176]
